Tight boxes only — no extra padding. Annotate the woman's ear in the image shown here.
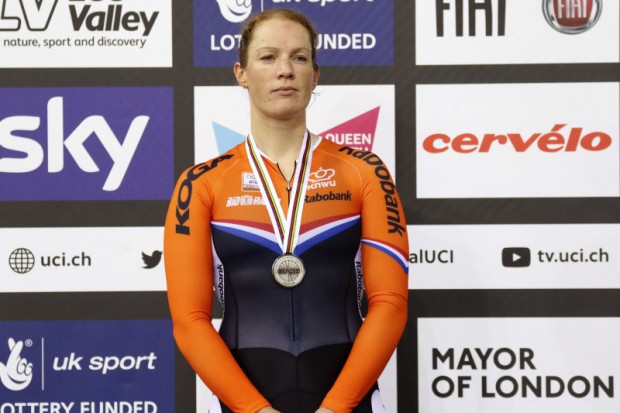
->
[234,62,247,88]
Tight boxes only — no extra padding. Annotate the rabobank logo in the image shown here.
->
[0,0,172,68]
[0,320,174,411]
[195,85,396,175]
[0,87,173,201]
[194,0,393,67]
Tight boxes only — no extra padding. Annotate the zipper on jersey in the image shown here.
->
[277,161,296,205]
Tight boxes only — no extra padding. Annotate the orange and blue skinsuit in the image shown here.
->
[164,137,409,413]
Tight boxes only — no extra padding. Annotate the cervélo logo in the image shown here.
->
[0,0,172,68]
[0,320,174,411]
[0,87,173,201]
[416,82,619,198]
[195,0,393,67]
[543,0,602,34]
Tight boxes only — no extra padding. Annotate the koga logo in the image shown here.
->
[142,250,162,269]
[338,147,405,236]
[543,0,602,34]
[226,195,265,207]
[423,124,612,153]
[0,0,159,36]
[0,96,149,191]
[176,155,234,235]
[307,167,336,190]
[215,0,251,23]
[0,338,33,391]
[435,0,506,36]
[305,190,351,203]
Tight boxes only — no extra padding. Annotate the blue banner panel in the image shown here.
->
[0,320,174,412]
[0,87,174,201]
[194,0,393,67]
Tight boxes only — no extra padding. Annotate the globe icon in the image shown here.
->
[9,248,35,274]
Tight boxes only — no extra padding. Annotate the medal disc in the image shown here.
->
[272,254,305,288]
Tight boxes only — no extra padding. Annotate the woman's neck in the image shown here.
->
[250,115,308,164]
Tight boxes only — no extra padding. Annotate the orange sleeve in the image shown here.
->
[321,157,409,413]
[164,164,270,413]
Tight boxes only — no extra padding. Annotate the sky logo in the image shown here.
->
[0,87,173,201]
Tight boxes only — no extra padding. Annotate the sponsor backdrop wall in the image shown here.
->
[0,0,619,412]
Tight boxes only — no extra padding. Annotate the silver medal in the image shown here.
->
[272,254,305,288]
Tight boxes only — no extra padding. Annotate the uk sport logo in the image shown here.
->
[0,338,33,391]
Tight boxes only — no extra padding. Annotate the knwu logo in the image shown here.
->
[0,338,33,391]
[307,167,336,190]
[0,96,148,191]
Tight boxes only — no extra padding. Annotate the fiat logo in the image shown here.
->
[543,0,602,34]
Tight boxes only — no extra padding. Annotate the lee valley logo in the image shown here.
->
[0,0,171,67]
[1,0,158,45]
[431,347,615,399]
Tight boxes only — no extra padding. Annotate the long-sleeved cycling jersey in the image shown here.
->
[164,136,409,413]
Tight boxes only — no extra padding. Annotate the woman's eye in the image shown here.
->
[260,55,275,61]
[293,55,308,62]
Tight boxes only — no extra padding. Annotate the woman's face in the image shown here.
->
[234,18,319,122]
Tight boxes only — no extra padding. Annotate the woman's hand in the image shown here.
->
[257,407,281,413]
[315,408,336,413]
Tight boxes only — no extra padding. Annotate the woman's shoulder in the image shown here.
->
[178,142,245,184]
[316,137,389,173]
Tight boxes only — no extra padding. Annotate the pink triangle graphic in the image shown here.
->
[320,107,380,152]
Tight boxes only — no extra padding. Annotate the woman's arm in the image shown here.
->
[164,166,271,413]
[320,156,409,413]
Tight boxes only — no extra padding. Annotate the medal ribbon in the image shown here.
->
[245,131,314,254]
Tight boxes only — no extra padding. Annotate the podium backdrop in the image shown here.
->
[1,1,619,412]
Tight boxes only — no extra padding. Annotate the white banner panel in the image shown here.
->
[408,224,619,290]
[418,318,620,413]
[0,0,172,68]
[1,227,165,292]
[416,0,619,65]
[416,82,620,198]
[195,85,396,176]
[197,319,399,413]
